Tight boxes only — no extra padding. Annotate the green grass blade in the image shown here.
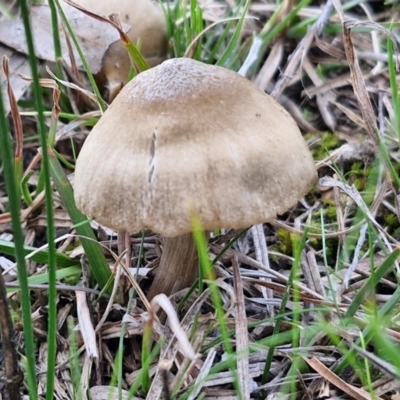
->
[216,0,250,67]
[20,170,33,205]
[47,0,62,61]
[387,37,400,144]
[16,0,58,395]
[129,340,163,397]
[0,53,38,400]
[0,239,78,268]
[28,265,81,285]
[359,333,374,394]
[191,216,242,400]
[141,315,153,393]
[67,316,83,400]
[189,0,203,60]
[345,247,400,319]
[205,20,234,63]
[9,266,81,289]
[48,146,112,289]
[123,38,149,74]
[336,284,400,375]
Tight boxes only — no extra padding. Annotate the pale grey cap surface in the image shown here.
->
[74,58,317,237]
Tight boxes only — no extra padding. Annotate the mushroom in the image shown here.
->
[74,57,317,298]
[75,0,168,101]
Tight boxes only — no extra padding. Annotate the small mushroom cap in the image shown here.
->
[75,0,168,100]
[74,58,317,237]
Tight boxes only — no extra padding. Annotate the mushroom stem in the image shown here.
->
[148,233,198,299]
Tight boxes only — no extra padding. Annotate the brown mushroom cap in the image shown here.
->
[74,58,317,237]
[75,0,168,100]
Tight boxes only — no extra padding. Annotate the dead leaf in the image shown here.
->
[0,3,129,74]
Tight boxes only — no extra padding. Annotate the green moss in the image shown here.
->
[269,228,293,260]
[384,212,400,229]
[314,199,338,222]
[321,132,340,149]
[310,132,342,160]
[392,226,400,238]
[277,228,292,254]
[325,202,338,220]
[343,162,373,192]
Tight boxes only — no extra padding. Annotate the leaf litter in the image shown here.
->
[1,0,400,399]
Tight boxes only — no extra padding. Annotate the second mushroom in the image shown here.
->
[74,58,317,298]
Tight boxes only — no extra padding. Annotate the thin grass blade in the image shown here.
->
[0,64,38,400]
[48,146,112,289]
